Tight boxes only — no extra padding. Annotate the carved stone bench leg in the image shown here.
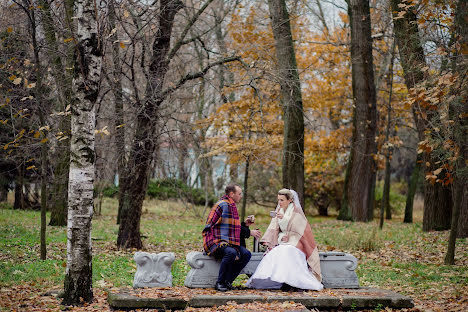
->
[319,252,359,288]
[133,252,175,288]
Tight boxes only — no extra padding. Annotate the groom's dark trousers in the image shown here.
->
[215,245,251,284]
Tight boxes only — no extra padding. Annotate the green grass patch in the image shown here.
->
[0,196,466,303]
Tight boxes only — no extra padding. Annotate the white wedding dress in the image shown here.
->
[246,202,323,290]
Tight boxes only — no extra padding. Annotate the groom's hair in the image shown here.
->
[225,184,241,195]
[278,188,293,200]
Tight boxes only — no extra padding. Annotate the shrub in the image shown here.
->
[101,185,118,198]
[147,178,216,206]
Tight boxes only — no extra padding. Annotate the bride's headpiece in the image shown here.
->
[278,188,303,212]
[278,188,293,200]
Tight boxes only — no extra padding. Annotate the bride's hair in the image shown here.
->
[278,188,293,200]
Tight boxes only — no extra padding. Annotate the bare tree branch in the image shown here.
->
[167,0,216,61]
[158,56,241,102]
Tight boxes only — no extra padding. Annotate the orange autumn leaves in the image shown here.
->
[199,1,413,191]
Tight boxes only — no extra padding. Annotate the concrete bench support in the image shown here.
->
[133,252,175,288]
[320,252,359,288]
[184,251,359,289]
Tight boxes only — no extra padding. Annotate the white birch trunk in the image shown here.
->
[63,0,102,305]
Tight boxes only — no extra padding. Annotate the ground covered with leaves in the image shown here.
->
[0,198,467,311]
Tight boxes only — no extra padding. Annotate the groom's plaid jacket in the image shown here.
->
[202,195,241,255]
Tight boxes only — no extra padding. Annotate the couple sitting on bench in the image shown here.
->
[202,184,323,292]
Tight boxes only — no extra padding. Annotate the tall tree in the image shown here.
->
[380,41,396,228]
[15,0,51,259]
[39,0,74,227]
[117,0,184,249]
[445,0,467,263]
[267,0,305,207]
[116,0,239,248]
[62,0,103,305]
[453,0,468,239]
[107,0,126,225]
[391,0,452,231]
[340,0,377,222]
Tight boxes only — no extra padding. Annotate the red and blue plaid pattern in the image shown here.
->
[202,195,241,255]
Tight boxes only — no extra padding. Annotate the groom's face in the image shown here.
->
[230,186,243,204]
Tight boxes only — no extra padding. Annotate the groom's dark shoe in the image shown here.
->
[215,282,229,292]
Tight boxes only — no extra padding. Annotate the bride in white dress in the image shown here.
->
[246,189,323,290]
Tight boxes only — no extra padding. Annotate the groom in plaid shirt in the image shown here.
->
[203,184,251,291]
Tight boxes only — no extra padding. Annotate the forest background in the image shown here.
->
[0,0,466,310]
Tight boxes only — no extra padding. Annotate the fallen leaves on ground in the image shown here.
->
[1,284,466,312]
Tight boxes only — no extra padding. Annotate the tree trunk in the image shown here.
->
[108,0,127,225]
[117,0,184,249]
[422,181,452,231]
[23,0,50,257]
[338,156,352,220]
[49,154,69,226]
[457,190,468,238]
[318,205,328,216]
[404,156,421,223]
[178,142,189,183]
[382,42,396,223]
[241,156,250,222]
[29,3,49,259]
[40,129,48,260]
[391,0,452,231]
[344,0,377,222]
[116,0,236,247]
[14,163,25,210]
[213,6,237,184]
[446,0,468,253]
[62,0,102,305]
[445,175,465,264]
[193,72,213,194]
[40,0,73,227]
[267,0,305,208]
[316,192,329,216]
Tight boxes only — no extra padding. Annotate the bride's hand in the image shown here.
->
[276,211,284,219]
[281,234,289,242]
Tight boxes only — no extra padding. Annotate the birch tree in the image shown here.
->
[63,0,102,305]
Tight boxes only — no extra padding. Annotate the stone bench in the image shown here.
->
[184,251,359,289]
